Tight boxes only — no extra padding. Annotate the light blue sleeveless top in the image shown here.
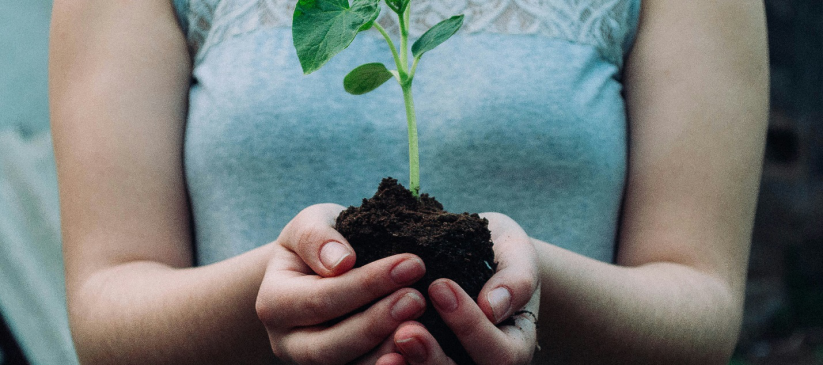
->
[172,0,640,266]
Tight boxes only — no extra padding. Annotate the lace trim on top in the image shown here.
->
[177,0,639,68]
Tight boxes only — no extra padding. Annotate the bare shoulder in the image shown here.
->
[624,0,769,91]
[50,0,187,89]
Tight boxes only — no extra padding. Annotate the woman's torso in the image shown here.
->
[173,0,640,266]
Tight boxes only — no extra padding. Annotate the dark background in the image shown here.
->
[733,0,823,364]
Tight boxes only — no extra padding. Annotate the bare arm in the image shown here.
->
[50,1,273,363]
[532,0,769,363]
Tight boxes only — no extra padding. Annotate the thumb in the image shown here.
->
[477,212,538,324]
[278,203,356,277]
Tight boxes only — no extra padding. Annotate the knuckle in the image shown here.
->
[255,295,279,326]
[452,314,485,338]
[491,269,537,307]
[362,324,389,347]
[510,274,536,299]
[281,206,320,241]
[298,292,333,321]
[280,204,346,254]
[296,225,324,250]
[349,262,394,300]
[257,286,301,327]
[361,311,391,344]
[362,269,390,297]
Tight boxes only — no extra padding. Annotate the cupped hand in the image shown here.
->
[255,204,429,365]
[381,212,541,365]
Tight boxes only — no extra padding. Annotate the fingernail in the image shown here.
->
[390,258,425,285]
[429,282,458,313]
[391,292,425,321]
[320,241,350,271]
[397,336,427,363]
[488,287,512,323]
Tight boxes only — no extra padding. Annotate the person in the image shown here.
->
[49,0,768,363]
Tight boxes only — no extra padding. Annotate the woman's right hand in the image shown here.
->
[256,204,428,364]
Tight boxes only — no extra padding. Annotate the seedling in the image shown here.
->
[293,0,464,197]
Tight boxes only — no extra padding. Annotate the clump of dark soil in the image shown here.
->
[336,177,496,365]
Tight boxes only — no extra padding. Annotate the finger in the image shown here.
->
[478,212,539,324]
[281,288,426,365]
[375,353,407,365]
[429,279,537,365]
[279,203,355,277]
[258,253,426,327]
[356,334,403,365]
[393,322,457,365]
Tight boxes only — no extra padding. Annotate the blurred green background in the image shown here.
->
[0,0,820,364]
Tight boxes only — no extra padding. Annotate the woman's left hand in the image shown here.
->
[376,212,541,365]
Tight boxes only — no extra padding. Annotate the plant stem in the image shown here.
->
[402,81,420,197]
[378,2,420,197]
[398,8,409,72]
[372,23,403,79]
[399,3,420,197]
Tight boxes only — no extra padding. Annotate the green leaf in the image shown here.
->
[343,63,394,95]
[385,0,409,14]
[411,15,464,59]
[293,0,381,74]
